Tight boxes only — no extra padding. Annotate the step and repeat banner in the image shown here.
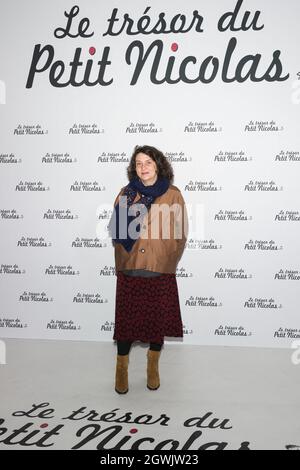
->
[1,0,300,348]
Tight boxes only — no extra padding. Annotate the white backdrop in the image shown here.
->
[1,0,300,347]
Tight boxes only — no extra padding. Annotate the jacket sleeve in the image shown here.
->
[174,190,189,262]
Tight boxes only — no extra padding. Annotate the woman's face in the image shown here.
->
[135,152,158,186]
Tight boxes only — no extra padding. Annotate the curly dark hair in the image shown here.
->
[126,145,174,184]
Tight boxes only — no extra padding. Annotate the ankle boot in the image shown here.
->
[115,354,129,394]
[147,350,160,390]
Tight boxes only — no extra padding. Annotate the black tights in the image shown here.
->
[117,340,163,355]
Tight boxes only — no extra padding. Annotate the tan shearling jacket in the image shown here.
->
[111,184,188,274]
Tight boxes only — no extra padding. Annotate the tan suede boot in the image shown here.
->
[147,350,161,390]
[115,354,129,394]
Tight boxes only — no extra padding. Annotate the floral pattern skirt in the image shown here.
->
[113,270,183,344]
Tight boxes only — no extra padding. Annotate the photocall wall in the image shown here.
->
[1,0,300,348]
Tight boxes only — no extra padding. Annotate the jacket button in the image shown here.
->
[140,248,145,253]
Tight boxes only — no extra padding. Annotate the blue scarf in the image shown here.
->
[109,176,170,252]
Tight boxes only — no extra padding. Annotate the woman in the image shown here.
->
[108,144,188,394]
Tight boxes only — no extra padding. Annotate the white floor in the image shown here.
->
[0,339,299,450]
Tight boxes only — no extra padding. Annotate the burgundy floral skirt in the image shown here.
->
[113,270,183,344]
